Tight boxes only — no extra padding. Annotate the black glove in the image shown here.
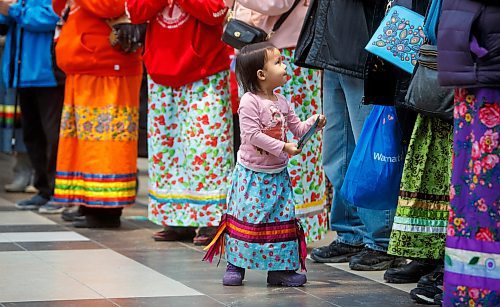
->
[110,23,147,54]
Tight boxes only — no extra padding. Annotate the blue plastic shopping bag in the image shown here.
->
[340,105,406,210]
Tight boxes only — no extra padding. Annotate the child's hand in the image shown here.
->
[315,114,327,130]
[283,142,302,156]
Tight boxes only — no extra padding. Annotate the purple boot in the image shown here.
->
[222,263,246,286]
[267,270,307,287]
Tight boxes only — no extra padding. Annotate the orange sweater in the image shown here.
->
[53,0,142,76]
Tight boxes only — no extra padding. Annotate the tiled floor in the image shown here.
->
[324,263,416,293]
[0,154,419,306]
[0,230,89,243]
[0,249,202,303]
[0,211,56,225]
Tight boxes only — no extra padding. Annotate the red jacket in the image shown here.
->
[127,0,231,87]
[53,0,142,76]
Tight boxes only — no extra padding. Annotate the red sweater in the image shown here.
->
[127,0,231,88]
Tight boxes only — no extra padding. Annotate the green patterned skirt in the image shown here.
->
[388,115,453,260]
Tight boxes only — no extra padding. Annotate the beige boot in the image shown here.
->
[4,153,32,193]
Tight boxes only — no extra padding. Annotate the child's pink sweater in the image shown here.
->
[237,92,316,173]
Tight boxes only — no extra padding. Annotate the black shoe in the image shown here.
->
[61,206,84,222]
[349,248,407,271]
[410,269,444,305]
[410,287,442,305]
[310,241,363,263]
[410,285,443,305]
[72,215,121,228]
[417,266,444,288]
[433,293,443,305]
[384,260,437,284]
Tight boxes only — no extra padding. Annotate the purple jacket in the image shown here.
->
[437,0,500,87]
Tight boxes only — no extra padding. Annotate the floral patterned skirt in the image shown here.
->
[224,164,301,271]
[388,115,453,260]
[54,74,141,207]
[275,48,328,243]
[444,88,499,306]
[148,71,234,227]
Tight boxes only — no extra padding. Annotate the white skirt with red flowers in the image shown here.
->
[147,71,234,227]
[275,48,328,243]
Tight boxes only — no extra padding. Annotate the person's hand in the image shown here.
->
[315,114,327,130]
[0,0,16,16]
[283,142,302,156]
[110,23,147,53]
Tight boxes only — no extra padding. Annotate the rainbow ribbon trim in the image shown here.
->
[202,214,307,271]
[54,171,136,207]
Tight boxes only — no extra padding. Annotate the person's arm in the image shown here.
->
[8,0,59,32]
[239,95,286,157]
[285,99,317,138]
[74,0,126,19]
[176,0,228,26]
[126,0,168,24]
[237,0,298,16]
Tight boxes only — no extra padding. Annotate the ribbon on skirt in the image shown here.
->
[202,214,307,271]
[295,220,308,272]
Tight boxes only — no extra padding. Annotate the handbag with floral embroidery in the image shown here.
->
[365,1,425,74]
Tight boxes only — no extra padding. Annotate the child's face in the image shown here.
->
[261,48,287,89]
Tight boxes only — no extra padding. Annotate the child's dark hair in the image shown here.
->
[235,42,277,94]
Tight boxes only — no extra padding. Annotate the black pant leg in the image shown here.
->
[396,107,417,146]
[138,70,148,157]
[19,88,50,198]
[35,86,65,197]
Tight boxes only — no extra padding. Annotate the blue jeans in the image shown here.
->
[322,70,395,252]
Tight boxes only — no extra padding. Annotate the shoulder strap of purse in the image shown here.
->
[271,0,302,32]
[228,0,302,37]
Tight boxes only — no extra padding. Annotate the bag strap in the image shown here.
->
[386,0,395,14]
[271,0,302,33]
[11,0,26,152]
[422,0,442,45]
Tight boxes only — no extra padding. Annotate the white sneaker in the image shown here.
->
[38,203,65,214]
[24,185,38,193]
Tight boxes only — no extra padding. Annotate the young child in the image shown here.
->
[203,42,326,287]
